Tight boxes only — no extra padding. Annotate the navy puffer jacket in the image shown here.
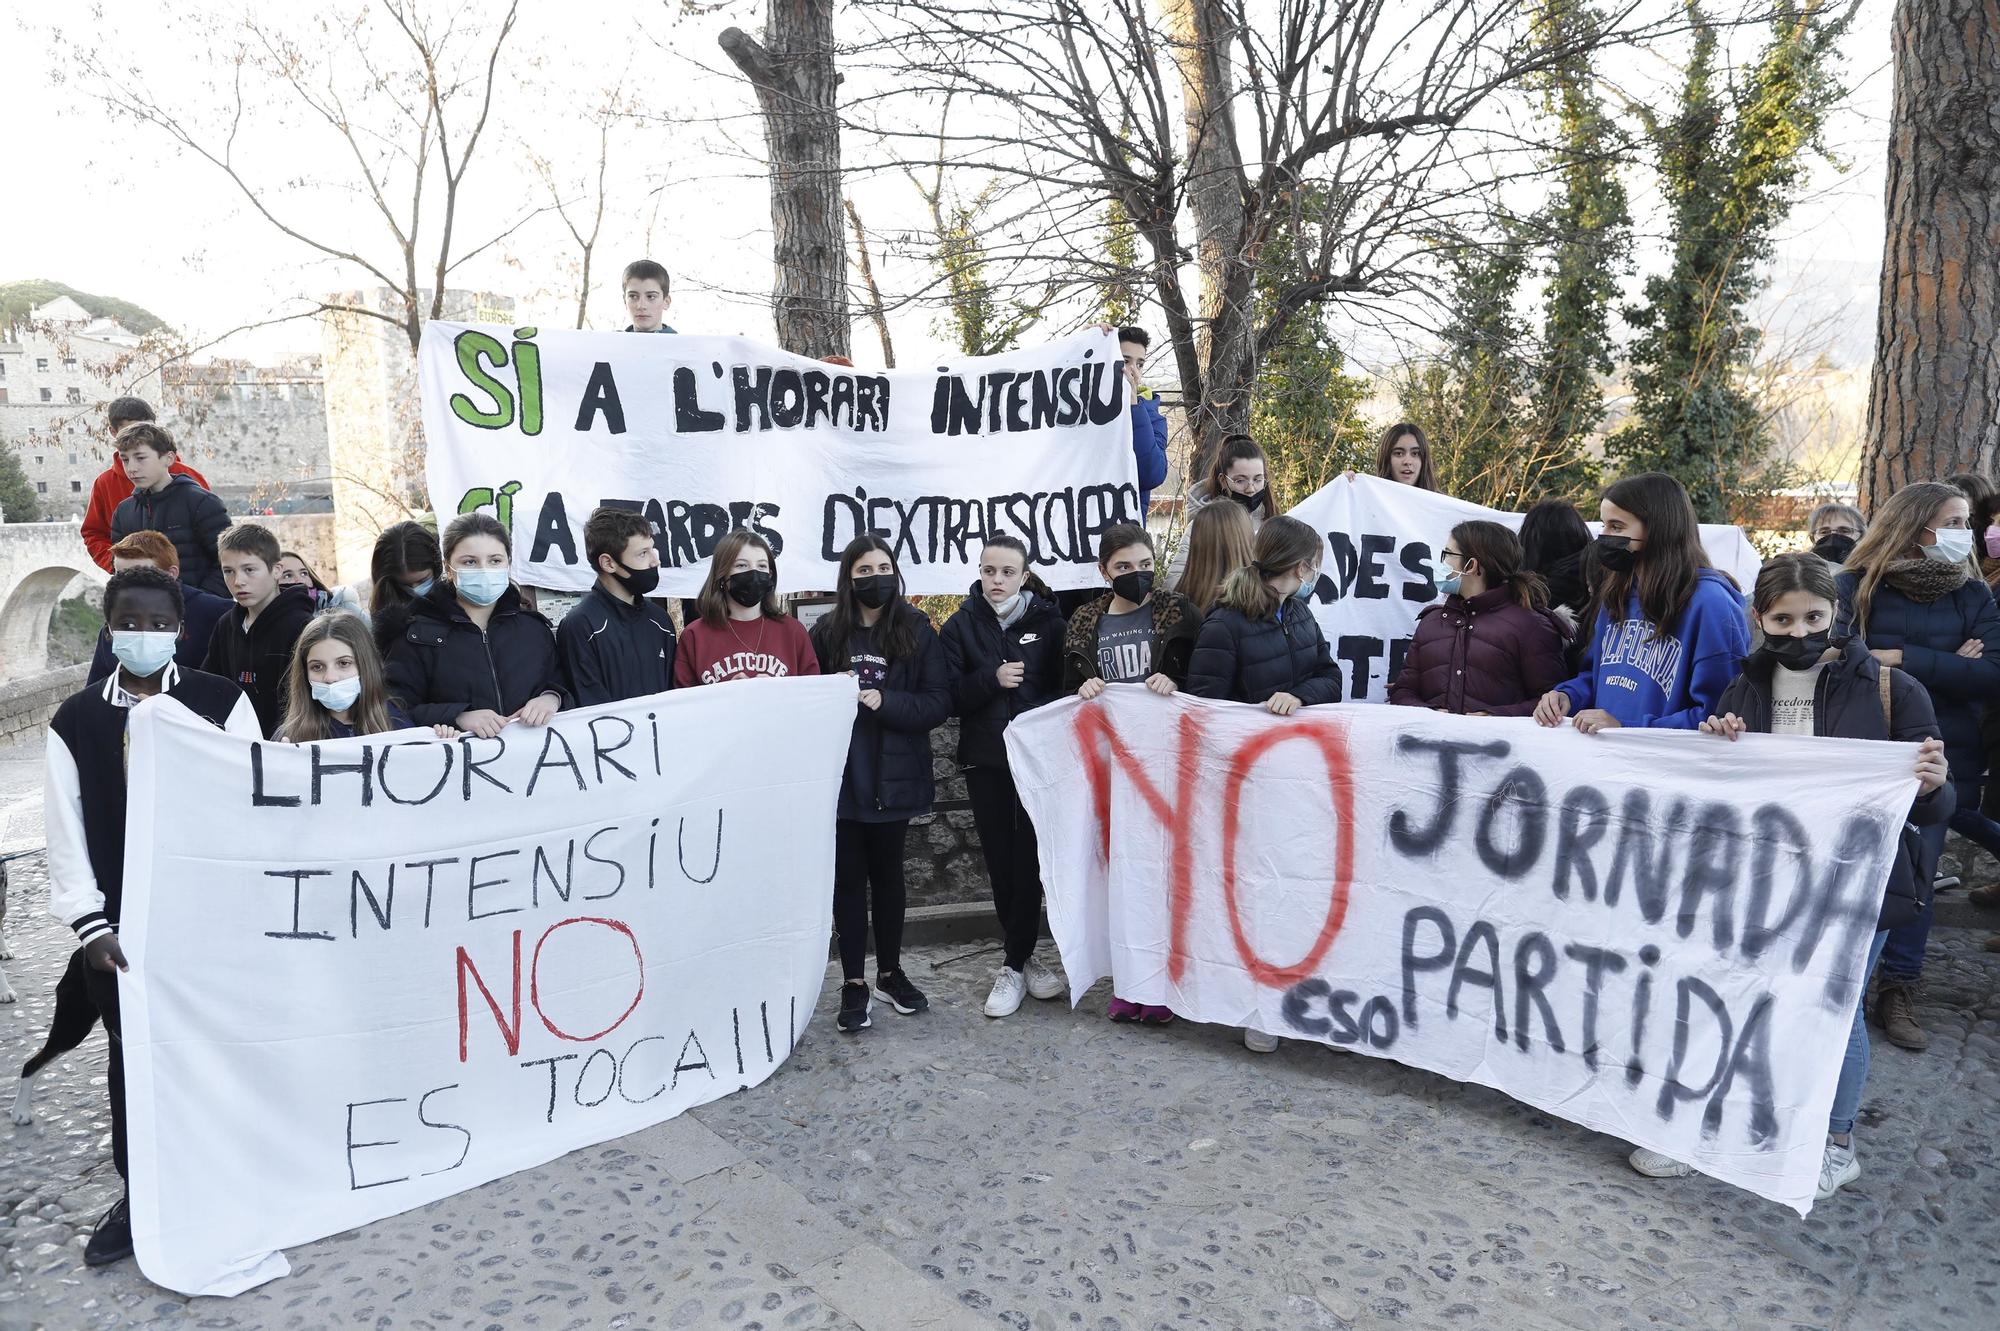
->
[1835,564,2000,779]
[811,605,952,821]
[1186,599,1342,706]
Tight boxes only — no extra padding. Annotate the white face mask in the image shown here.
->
[1925,526,1974,563]
[311,676,364,713]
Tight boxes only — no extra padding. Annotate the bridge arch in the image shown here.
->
[0,524,105,683]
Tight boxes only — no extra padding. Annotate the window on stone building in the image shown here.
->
[35,482,47,494]
[67,451,77,464]
[33,455,42,465]
[63,358,78,370]
[38,388,52,402]
[65,387,82,403]
[35,358,49,371]
[0,359,8,377]
[0,388,8,403]
[70,480,82,493]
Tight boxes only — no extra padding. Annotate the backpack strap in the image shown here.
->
[1878,664,1893,733]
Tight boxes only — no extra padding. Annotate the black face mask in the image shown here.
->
[1756,629,1833,672]
[853,573,897,610]
[1230,487,1268,514]
[1811,533,1857,565]
[1594,533,1639,573]
[726,570,775,608]
[611,561,661,597]
[1111,570,1155,605]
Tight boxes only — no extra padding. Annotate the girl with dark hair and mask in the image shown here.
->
[1626,552,1950,1200]
[673,529,819,686]
[808,536,952,1036]
[1534,472,1749,734]
[1190,435,1278,523]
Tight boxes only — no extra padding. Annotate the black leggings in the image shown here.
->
[967,765,1043,970]
[834,819,908,980]
[84,961,127,1181]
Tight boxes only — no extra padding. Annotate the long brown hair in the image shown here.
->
[1449,520,1545,611]
[1218,516,1322,621]
[1842,481,1971,636]
[1174,499,1256,612]
[1750,551,1840,617]
[1196,435,1279,517]
[813,534,918,670]
[278,613,394,742]
[1593,472,1712,642]
[370,520,441,616]
[1375,422,1438,491]
[696,529,785,627]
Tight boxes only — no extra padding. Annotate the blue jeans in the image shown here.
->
[1947,776,2000,857]
[1828,931,1890,1137]
[1880,800,1956,983]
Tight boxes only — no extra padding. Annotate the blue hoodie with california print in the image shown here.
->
[1554,568,1749,729]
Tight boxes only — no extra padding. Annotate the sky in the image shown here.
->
[1,0,1898,378]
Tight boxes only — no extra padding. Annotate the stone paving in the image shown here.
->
[0,735,1997,1330]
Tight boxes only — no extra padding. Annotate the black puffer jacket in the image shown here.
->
[110,473,231,595]
[200,585,318,738]
[1187,600,1342,706]
[1713,640,1953,930]
[1834,565,2000,780]
[939,586,1065,767]
[811,604,952,821]
[385,583,569,727]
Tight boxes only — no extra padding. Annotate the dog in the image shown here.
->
[11,947,100,1126]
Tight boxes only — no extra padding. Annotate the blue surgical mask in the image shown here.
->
[1293,570,1319,602]
[455,569,510,606]
[410,577,435,599]
[1925,527,1974,564]
[110,630,178,678]
[1438,570,1463,598]
[311,676,364,712]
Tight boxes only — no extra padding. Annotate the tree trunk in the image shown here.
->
[1161,0,1252,475]
[721,2,851,359]
[1862,0,2000,509]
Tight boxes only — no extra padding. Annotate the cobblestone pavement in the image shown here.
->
[1,736,1997,1330]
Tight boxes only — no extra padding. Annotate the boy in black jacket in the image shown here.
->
[558,507,676,706]
[46,568,261,1267]
[107,422,230,596]
[202,523,317,737]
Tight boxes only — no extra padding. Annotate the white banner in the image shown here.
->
[118,676,858,1296]
[1286,475,1765,701]
[420,326,1139,595]
[1007,690,1912,1213]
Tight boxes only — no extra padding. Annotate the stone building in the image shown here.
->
[162,360,331,515]
[0,296,159,520]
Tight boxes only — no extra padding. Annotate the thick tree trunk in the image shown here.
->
[1862,0,2000,508]
[1161,0,1253,475]
[721,2,850,359]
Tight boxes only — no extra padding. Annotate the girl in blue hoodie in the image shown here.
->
[1534,472,1749,734]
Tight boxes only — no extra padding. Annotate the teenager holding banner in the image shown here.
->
[1628,552,1952,1199]
[558,507,677,706]
[1374,422,1439,490]
[1172,500,1256,615]
[1518,498,1596,632]
[1388,520,1568,715]
[1533,473,1750,735]
[1834,481,2000,1049]
[674,530,820,686]
[277,613,458,741]
[809,537,953,1033]
[941,535,1068,1017]
[44,568,264,1267]
[384,513,567,738]
[1186,516,1343,1053]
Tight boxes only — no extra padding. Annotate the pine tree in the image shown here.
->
[0,445,38,523]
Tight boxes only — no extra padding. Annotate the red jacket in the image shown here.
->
[673,614,819,687]
[1388,585,1571,716]
[82,457,211,570]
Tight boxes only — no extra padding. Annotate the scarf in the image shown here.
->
[1881,556,1969,604]
[992,592,1029,629]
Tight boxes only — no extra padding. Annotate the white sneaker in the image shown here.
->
[1022,956,1065,1001]
[1243,1027,1280,1054]
[1628,1147,1694,1178]
[984,966,1027,1018]
[1816,1140,1860,1200]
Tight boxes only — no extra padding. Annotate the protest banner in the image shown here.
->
[1006,689,1915,1213]
[420,326,1139,596]
[1285,475,1766,702]
[116,676,858,1296]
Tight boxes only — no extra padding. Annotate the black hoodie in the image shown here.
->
[201,583,317,737]
[110,472,231,595]
[938,585,1065,767]
[385,583,570,727]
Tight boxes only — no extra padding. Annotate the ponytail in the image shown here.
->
[1219,516,1321,620]
[1450,520,1546,611]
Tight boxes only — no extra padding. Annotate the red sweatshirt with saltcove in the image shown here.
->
[673,614,821,687]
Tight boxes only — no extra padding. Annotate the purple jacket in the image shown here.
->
[1388,586,1570,716]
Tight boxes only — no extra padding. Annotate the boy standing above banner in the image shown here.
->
[45,567,262,1268]
[622,259,678,333]
[559,507,678,705]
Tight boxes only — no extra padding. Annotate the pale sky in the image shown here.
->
[3,0,1897,376]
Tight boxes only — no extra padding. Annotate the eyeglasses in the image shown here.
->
[1442,549,1465,562]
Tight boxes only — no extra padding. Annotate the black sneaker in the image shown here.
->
[84,1195,133,1268]
[837,981,872,1033]
[876,969,929,1015]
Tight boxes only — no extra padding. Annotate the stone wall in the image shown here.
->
[905,720,989,909]
[0,663,86,745]
[258,513,339,584]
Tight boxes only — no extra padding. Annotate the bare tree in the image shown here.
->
[534,97,623,330]
[849,0,1677,472]
[722,1,852,358]
[1862,0,2000,506]
[845,198,897,366]
[62,0,538,352]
